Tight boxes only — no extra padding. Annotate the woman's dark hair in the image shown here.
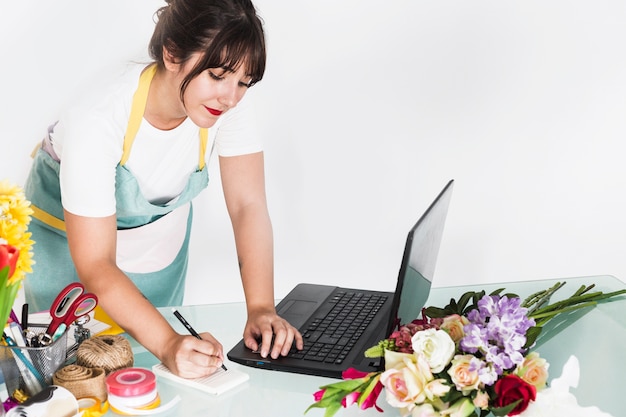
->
[149,0,266,99]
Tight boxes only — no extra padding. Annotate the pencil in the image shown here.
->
[172,308,228,371]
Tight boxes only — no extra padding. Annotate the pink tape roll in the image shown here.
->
[105,368,157,398]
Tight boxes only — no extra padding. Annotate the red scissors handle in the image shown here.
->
[46,283,98,336]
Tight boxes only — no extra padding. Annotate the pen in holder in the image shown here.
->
[0,324,69,397]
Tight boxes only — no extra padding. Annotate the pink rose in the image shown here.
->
[448,355,481,395]
[381,351,433,410]
[515,352,549,390]
[440,314,470,343]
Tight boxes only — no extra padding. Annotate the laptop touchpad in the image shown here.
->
[278,300,317,328]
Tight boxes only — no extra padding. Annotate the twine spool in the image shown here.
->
[76,335,134,375]
[53,364,107,402]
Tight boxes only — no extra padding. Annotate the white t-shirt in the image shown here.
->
[52,63,262,217]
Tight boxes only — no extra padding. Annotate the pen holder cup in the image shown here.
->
[0,324,69,397]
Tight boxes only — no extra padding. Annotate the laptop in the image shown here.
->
[227,179,454,378]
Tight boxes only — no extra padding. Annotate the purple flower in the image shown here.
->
[459,295,535,382]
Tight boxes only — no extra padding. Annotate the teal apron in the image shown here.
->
[23,64,209,312]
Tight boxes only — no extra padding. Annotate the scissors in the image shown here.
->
[45,282,98,338]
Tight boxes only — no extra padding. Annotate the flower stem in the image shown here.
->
[523,282,566,314]
[530,289,626,317]
[531,301,597,325]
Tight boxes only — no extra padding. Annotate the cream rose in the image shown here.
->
[472,390,489,409]
[424,378,450,401]
[447,354,481,395]
[381,350,434,412]
[411,329,455,373]
[515,352,549,390]
[440,314,470,343]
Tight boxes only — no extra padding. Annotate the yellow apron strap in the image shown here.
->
[31,204,67,232]
[31,142,42,158]
[120,63,209,169]
[120,64,157,166]
[199,128,208,170]
[32,64,208,232]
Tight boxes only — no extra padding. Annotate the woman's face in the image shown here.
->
[178,53,254,128]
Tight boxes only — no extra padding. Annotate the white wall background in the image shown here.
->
[1,0,624,307]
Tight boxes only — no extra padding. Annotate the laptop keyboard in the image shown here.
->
[288,291,387,364]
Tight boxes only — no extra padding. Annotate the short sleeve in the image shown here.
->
[212,93,263,157]
[55,68,136,217]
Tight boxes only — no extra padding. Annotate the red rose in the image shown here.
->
[494,374,537,416]
[0,244,19,279]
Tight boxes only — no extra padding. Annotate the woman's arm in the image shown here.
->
[64,210,224,377]
[219,151,303,359]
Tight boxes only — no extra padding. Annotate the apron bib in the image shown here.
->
[23,64,209,311]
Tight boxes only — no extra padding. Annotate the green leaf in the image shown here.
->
[323,403,342,417]
[440,386,464,403]
[524,326,543,348]
[449,298,458,312]
[319,377,369,392]
[0,266,9,288]
[305,399,342,417]
[502,292,519,300]
[423,306,449,318]
[490,399,522,416]
[472,290,486,308]
[364,344,384,358]
[316,388,347,405]
[357,374,381,408]
[457,291,475,312]
[0,268,18,332]
[479,409,491,417]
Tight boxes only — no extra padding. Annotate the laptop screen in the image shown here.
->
[387,180,454,333]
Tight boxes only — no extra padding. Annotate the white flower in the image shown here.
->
[411,329,455,373]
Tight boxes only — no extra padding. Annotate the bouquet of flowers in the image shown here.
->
[306,282,625,417]
[0,179,35,330]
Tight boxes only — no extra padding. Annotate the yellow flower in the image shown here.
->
[0,179,35,285]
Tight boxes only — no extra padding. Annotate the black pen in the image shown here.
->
[172,308,228,371]
[21,303,29,333]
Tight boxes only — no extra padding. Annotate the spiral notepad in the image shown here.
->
[152,363,249,395]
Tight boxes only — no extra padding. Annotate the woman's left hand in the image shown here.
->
[243,308,304,359]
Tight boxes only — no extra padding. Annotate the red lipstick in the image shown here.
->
[205,106,223,116]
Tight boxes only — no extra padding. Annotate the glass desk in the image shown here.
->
[104,275,625,416]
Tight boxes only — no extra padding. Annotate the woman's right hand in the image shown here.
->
[64,211,224,379]
[162,332,225,378]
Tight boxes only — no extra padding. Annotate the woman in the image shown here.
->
[23,0,302,378]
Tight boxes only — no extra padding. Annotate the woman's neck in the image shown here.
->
[144,66,187,131]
